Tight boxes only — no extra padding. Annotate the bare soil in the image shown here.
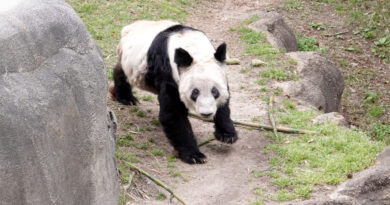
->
[110,0,388,204]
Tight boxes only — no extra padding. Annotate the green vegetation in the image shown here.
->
[259,68,297,81]
[142,95,153,101]
[66,0,191,79]
[315,0,390,61]
[155,192,167,200]
[151,149,164,156]
[261,106,385,201]
[296,35,323,52]
[233,18,280,62]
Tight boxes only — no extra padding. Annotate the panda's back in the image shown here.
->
[118,20,179,91]
[118,20,217,93]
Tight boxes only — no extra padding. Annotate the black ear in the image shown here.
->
[174,48,193,67]
[214,43,226,63]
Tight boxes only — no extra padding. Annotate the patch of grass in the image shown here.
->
[309,22,326,30]
[259,87,268,92]
[172,171,182,177]
[282,99,296,110]
[116,134,134,146]
[142,95,153,101]
[367,105,384,118]
[151,119,160,125]
[240,15,259,26]
[283,0,302,11]
[66,0,191,80]
[256,78,267,85]
[155,192,167,200]
[265,108,385,200]
[134,142,149,150]
[316,0,390,61]
[259,68,297,81]
[296,35,322,52]
[136,110,145,117]
[240,68,248,73]
[151,149,164,156]
[370,123,390,145]
[272,189,297,201]
[235,23,280,61]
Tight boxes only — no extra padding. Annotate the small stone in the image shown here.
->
[251,59,266,67]
[312,112,349,127]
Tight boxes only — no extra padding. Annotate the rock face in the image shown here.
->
[293,146,390,205]
[312,112,349,127]
[277,52,344,113]
[248,11,298,52]
[0,0,118,204]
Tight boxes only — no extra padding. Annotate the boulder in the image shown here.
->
[248,11,298,52]
[292,146,390,205]
[312,112,349,127]
[277,52,344,113]
[0,0,118,204]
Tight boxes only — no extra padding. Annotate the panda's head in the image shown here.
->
[175,43,229,118]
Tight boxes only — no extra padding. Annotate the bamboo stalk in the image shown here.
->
[188,112,318,135]
[122,160,187,205]
[268,96,279,140]
[197,136,216,147]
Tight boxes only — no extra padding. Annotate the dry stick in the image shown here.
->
[268,95,279,141]
[122,160,187,205]
[188,113,318,135]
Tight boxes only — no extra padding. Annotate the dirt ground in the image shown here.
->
[109,0,388,204]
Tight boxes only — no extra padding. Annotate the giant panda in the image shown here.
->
[112,20,238,164]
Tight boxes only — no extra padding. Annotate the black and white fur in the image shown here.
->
[113,20,237,164]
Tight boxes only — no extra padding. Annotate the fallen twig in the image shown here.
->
[324,31,349,37]
[268,96,279,141]
[188,112,319,135]
[122,160,187,205]
[198,136,216,147]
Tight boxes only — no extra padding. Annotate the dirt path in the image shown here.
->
[112,1,299,204]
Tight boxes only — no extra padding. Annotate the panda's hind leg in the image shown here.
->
[113,62,139,105]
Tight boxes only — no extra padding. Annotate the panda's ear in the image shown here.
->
[214,43,226,63]
[174,48,193,68]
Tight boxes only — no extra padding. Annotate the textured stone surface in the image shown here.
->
[312,112,349,127]
[249,11,298,52]
[277,52,344,113]
[291,146,390,205]
[0,0,118,204]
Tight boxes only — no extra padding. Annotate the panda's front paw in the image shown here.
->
[214,131,238,144]
[116,95,139,106]
[178,150,207,164]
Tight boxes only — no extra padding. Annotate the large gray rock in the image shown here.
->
[292,146,390,205]
[0,0,118,204]
[277,52,344,113]
[248,11,298,52]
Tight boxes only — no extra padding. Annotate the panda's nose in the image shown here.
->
[200,113,213,118]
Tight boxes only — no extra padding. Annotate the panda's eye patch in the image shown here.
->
[211,87,219,99]
[191,88,200,101]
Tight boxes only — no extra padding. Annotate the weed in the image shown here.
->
[297,35,321,52]
[151,149,164,156]
[259,87,268,92]
[151,119,160,125]
[282,99,296,110]
[155,192,166,200]
[370,123,390,145]
[142,95,153,101]
[284,0,302,11]
[368,105,384,118]
[309,22,326,30]
[136,110,145,117]
[256,78,267,85]
[272,189,297,201]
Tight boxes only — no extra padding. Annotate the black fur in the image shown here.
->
[119,24,236,164]
[113,61,139,105]
[214,43,227,63]
[214,99,238,143]
[174,48,193,68]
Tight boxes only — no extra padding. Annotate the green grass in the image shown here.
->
[235,22,280,62]
[65,0,191,80]
[151,149,164,156]
[262,107,385,200]
[155,192,167,200]
[315,0,390,61]
[142,95,153,101]
[259,68,296,81]
[296,35,323,52]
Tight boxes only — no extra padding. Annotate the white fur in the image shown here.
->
[118,20,229,116]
